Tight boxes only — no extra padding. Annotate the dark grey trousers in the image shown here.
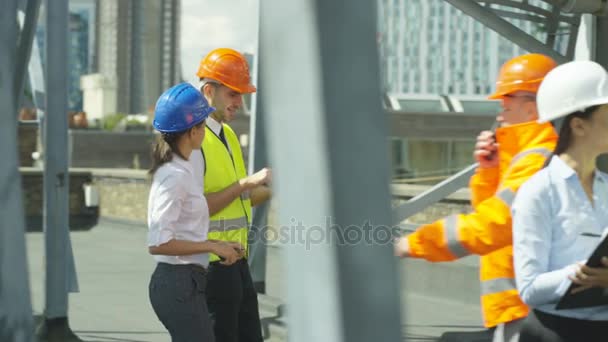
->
[149,262,215,342]
[519,309,608,342]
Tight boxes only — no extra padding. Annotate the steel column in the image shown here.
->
[0,0,35,340]
[260,0,403,340]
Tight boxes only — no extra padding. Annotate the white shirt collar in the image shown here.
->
[549,154,607,183]
[207,116,223,136]
[173,153,194,174]
[549,155,576,180]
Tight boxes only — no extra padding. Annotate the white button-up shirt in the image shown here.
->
[147,154,210,267]
[190,117,230,191]
[513,155,608,319]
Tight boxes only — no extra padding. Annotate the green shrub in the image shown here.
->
[102,113,127,131]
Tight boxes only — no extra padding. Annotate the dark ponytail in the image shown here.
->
[149,132,188,175]
[543,105,599,167]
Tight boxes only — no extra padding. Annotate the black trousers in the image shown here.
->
[206,258,263,342]
[149,263,215,342]
[519,309,608,342]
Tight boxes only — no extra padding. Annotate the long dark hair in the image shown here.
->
[149,132,187,175]
[544,105,599,167]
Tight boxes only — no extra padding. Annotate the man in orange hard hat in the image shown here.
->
[190,48,271,342]
[395,54,559,342]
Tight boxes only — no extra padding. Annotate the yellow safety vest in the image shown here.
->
[202,124,252,262]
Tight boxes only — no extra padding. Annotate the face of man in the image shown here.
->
[204,83,243,123]
[497,91,539,127]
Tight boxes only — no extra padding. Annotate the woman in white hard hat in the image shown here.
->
[512,60,608,341]
[147,83,243,342]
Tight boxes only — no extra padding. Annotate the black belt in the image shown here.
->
[158,262,207,273]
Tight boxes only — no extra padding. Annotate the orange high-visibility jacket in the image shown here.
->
[407,121,557,328]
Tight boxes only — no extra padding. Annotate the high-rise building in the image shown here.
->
[377,0,568,97]
[376,0,571,180]
[68,12,89,111]
[35,0,96,112]
[95,0,181,115]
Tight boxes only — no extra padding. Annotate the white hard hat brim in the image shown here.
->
[538,96,608,123]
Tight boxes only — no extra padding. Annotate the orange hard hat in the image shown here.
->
[488,53,557,99]
[196,48,256,94]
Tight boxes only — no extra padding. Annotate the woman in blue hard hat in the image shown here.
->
[512,61,608,341]
[147,83,243,342]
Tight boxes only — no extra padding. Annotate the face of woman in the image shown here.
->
[189,121,206,150]
[570,104,608,154]
[582,104,608,155]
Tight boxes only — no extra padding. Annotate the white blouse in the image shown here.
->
[513,156,608,319]
[147,154,210,267]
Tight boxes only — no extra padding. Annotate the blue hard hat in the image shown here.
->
[153,83,215,133]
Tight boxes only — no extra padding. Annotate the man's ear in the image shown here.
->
[525,101,537,121]
[202,83,215,99]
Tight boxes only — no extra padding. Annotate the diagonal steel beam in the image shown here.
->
[392,163,477,225]
[445,0,570,62]
[14,0,42,108]
[545,3,563,48]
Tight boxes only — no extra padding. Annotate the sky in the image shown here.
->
[180,0,259,84]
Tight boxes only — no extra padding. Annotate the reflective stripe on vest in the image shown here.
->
[444,215,471,258]
[509,147,552,167]
[209,216,250,233]
[502,147,552,182]
[496,147,551,208]
[496,188,516,208]
[480,277,517,296]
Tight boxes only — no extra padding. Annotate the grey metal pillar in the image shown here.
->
[39,0,81,340]
[130,0,144,114]
[247,50,269,294]
[260,0,403,340]
[0,0,35,341]
[596,17,608,68]
[595,15,608,172]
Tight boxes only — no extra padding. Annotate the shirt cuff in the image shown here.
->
[555,262,586,297]
[536,265,578,303]
[147,229,175,247]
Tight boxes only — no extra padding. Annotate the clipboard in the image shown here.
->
[556,233,608,310]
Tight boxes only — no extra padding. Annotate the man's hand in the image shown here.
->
[213,241,241,266]
[227,242,246,258]
[241,167,272,189]
[569,257,608,294]
[250,185,272,206]
[473,130,498,168]
[394,236,410,258]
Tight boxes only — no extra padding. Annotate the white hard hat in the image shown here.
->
[537,60,608,123]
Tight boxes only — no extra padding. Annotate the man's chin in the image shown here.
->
[224,113,236,122]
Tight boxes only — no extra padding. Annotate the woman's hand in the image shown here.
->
[569,257,608,294]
